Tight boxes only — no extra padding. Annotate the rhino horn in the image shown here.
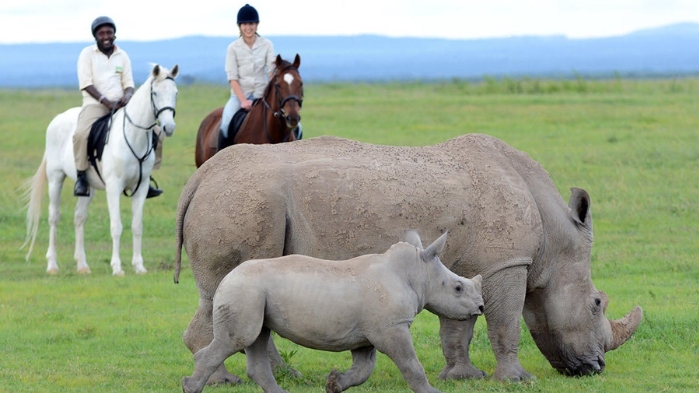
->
[606,305,643,352]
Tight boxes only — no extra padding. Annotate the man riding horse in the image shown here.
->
[73,16,163,198]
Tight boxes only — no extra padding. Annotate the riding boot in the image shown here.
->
[73,170,90,197]
[146,176,163,199]
[217,131,227,152]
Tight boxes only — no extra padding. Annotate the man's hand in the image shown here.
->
[117,92,132,109]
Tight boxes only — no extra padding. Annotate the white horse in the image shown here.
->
[22,64,179,276]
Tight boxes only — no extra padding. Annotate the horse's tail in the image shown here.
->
[20,154,48,261]
[174,169,202,284]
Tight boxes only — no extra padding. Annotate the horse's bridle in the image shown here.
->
[119,76,177,197]
[269,67,303,118]
[260,68,303,143]
[124,76,177,131]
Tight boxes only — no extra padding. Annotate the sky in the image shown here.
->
[1,0,699,44]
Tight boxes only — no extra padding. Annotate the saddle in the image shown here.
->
[87,113,113,170]
[87,113,158,178]
[218,99,260,150]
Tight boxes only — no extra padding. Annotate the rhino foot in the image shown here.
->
[182,376,202,393]
[439,363,486,380]
[492,364,536,382]
[325,369,342,393]
[205,368,242,385]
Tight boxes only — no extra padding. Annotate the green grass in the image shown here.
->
[1,77,698,392]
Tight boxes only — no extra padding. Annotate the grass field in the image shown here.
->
[1,77,698,392]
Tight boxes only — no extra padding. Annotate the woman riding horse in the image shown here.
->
[220,4,301,150]
[194,52,304,168]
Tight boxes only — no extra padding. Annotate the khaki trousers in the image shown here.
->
[73,104,108,171]
[73,104,164,172]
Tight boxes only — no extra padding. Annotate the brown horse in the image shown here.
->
[194,54,303,167]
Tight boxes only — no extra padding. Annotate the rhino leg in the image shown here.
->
[183,297,243,385]
[437,315,486,380]
[325,346,376,393]
[372,326,440,393]
[183,336,242,393]
[246,328,289,393]
[184,260,299,385]
[267,336,302,378]
[483,266,535,382]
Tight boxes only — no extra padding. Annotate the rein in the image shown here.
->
[120,76,176,197]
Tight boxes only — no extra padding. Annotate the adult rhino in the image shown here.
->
[174,134,642,383]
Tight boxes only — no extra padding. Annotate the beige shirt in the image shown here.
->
[77,44,135,105]
[225,35,276,98]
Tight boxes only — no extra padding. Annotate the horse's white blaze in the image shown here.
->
[283,73,294,86]
[22,64,179,276]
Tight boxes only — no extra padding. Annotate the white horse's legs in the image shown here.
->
[46,174,65,275]
[105,187,125,276]
[130,190,148,274]
[73,192,94,274]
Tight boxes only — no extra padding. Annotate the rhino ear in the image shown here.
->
[471,274,482,289]
[404,230,424,249]
[421,231,448,262]
[569,188,591,227]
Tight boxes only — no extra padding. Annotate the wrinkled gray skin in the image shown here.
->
[175,134,643,384]
[182,231,484,393]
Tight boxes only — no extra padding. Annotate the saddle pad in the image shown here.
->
[87,113,112,164]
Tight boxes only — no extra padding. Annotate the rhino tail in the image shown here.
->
[173,170,202,284]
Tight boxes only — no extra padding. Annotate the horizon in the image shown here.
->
[1,21,698,47]
[3,24,699,89]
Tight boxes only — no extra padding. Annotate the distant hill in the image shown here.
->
[2,22,699,88]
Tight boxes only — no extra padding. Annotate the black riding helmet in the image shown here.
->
[91,16,116,37]
[237,4,259,25]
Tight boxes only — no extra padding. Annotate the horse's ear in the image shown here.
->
[152,64,161,78]
[275,54,283,68]
[170,65,179,78]
[293,54,301,68]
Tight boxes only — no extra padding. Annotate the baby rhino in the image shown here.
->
[182,231,483,393]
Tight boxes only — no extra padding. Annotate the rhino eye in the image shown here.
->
[455,284,463,293]
[591,297,602,314]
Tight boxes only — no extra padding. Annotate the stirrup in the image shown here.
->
[146,176,163,199]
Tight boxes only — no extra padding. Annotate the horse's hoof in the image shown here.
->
[47,268,59,275]
[77,267,91,275]
[134,266,148,275]
[112,270,125,277]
